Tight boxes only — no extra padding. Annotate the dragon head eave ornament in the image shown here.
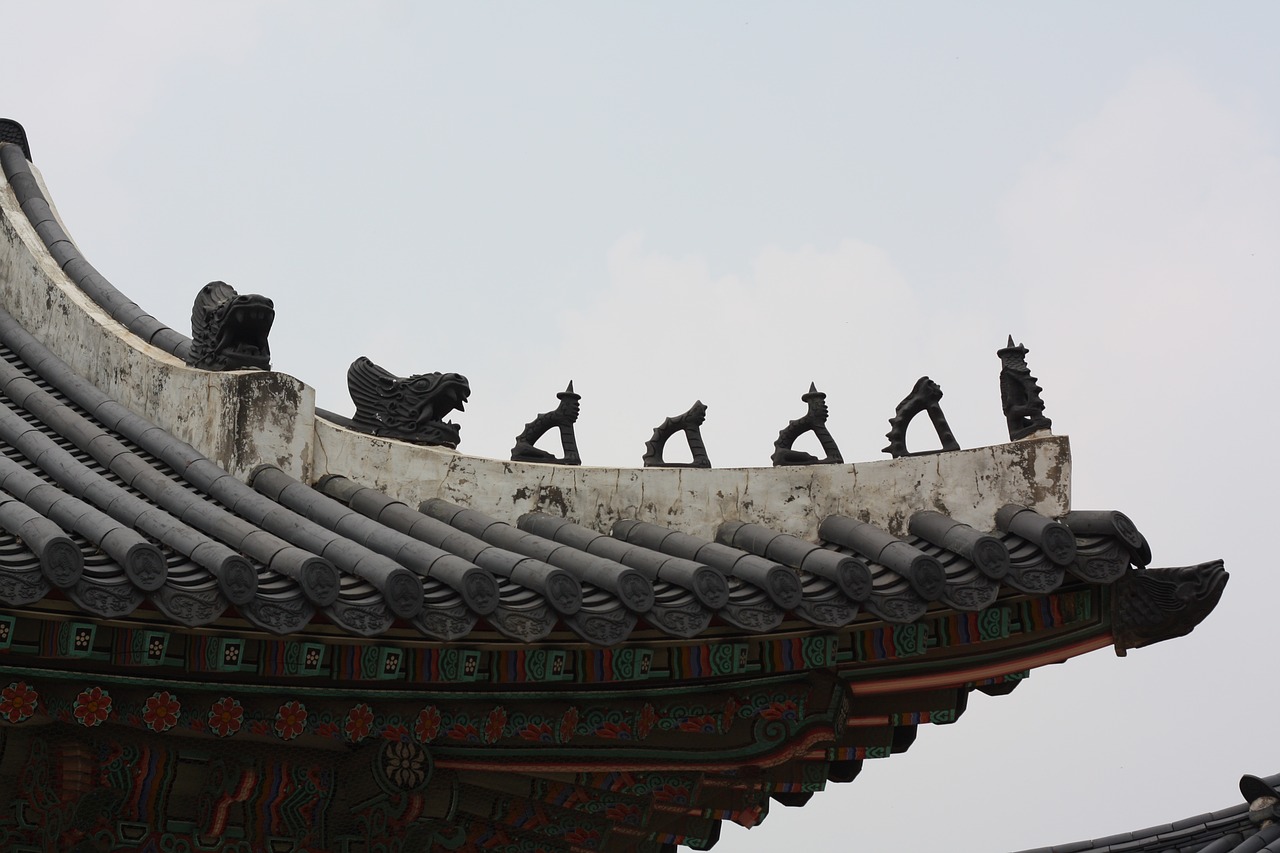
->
[347,356,471,448]
[1112,559,1228,654]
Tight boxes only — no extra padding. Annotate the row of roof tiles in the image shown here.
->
[1016,773,1280,853]
[0,303,1148,643]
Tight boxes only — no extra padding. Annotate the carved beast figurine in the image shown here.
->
[773,382,843,466]
[347,356,471,448]
[998,336,1053,440]
[186,281,274,371]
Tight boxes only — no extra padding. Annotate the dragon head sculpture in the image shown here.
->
[187,281,274,371]
[1112,559,1228,651]
[347,356,471,448]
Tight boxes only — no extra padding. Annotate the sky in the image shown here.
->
[4,3,1279,850]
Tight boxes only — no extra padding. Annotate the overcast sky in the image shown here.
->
[5,4,1279,850]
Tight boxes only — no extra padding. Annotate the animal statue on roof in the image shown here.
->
[347,356,471,448]
[510,381,582,465]
[772,382,844,466]
[998,335,1053,440]
[186,281,275,371]
[882,376,960,458]
[643,400,711,468]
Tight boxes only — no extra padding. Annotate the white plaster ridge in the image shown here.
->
[314,416,1070,540]
[0,162,314,481]
[1,157,1069,536]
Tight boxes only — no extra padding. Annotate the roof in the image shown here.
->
[1015,773,1280,853]
[0,301,1154,643]
[0,122,1230,852]
[0,123,1165,647]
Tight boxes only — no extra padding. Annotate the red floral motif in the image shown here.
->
[73,686,112,727]
[482,707,507,744]
[381,723,409,742]
[344,703,374,743]
[249,720,271,736]
[653,783,691,805]
[0,681,38,723]
[605,802,643,825]
[143,691,181,733]
[636,703,658,739]
[558,707,579,744]
[722,696,740,733]
[593,720,632,740]
[274,700,308,740]
[678,714,718,733]
[414,706,441,742]
[208,696,243,738]
[314,721,340,738]
[563,827,600,845]
[518,721,554,742]
[447,722,481,742]
[759,700,799,722]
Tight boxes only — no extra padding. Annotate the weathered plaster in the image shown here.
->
[0,164,313,481]
[314,417,1070,540]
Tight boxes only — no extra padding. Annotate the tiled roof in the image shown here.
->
[0,121,1234,853]
[1014,773,1280,853]
[0,296,1153,643]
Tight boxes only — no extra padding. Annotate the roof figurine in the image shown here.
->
[346,355,471,447]
[186,281,275,371]
[643,399,712,468]
[882,375,961,457]
[510,381,582,465]
[0,124,1232,852]
[999,334,1054,440]
[772,382,844,466]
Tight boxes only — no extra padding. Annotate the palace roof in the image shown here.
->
[0,119,1228,853]
[1016,773,1280,853]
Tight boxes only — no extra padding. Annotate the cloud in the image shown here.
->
[998,65,1280,494]
[7,5,263,158]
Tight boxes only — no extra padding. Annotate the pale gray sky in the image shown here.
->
[6,4,1279,850]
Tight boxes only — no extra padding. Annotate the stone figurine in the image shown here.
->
[643,401,711,468]
[186,281,275,371]
[882,376,960,458]
[772,382,844,466]
[347,356,470,448]
[998,335,1053,440]
[511,382,582,465]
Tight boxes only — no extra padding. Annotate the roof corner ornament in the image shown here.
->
[0,118,33,161]
[186,281,275,371]
[511,381,582,465]
[882,376,960,458]
[643,401,711,468]
[1241,775,1280,829]
[998,335,1053,440]
[772,382,843,466]
[346,356,470,448]
[1111,559,1228,654]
